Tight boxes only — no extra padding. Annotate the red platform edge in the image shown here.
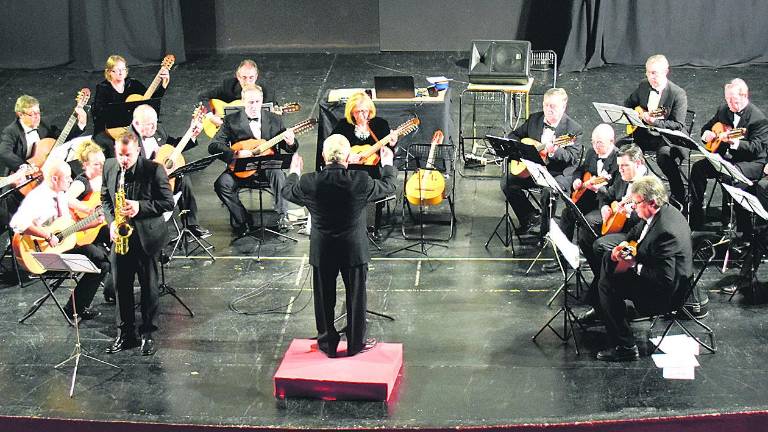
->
[273,338,403,401]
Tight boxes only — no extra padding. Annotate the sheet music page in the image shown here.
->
[547,221,580,270]
[722,184,768,220]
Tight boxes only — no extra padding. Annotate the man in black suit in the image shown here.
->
[209,84,297,236]
[102,130,175,356]
[689,78,768,232]
[500,87,583,237]
[131,104,210,238]
[281,134,396,358]
[594,175,692,361]
[198,59,272,130]
[623,54,688,206]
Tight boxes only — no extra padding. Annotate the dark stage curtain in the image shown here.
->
[561,0,768,71]
[0,0,185,70]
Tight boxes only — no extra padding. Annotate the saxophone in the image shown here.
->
[113,168,134,255]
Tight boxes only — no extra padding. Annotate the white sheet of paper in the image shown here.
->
[652,353,700,368]
[723,184,768,221]
[426,76,451,84]
[663,367,696,380]
[649,334,700,356]
[547,220,580,270]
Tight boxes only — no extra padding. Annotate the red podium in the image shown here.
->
[273,339,403,401]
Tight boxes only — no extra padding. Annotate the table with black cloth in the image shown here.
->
[315,88,454,171]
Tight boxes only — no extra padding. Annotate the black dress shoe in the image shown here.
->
[360,337,378,353]
[105,335,140,354]
[78,308,101,320]
[188,225,211,238]
[596,344,639,361]
[103,293,116,304]
[370,230,382,242]
[141,334,157,356]
[720,284,739,295]
[515,213,541,235]
[542,260,562,272]
[277,216,292,233]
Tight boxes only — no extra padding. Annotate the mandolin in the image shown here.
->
[508,134,576,177]
[405,130,446,206]
[28,88,90,173]
[626,106,669,134]
[125,54,175,102]
[228,118,317,178]
[705,122,746,153]
[203,100,300,138]
[571,172,609,203]
[154,103,207,189]
[350,117,420,166]
[13,206,104,274]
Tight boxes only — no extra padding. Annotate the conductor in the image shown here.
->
[281,134,397,358]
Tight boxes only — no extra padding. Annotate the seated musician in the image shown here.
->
[130,104,210,238]
[208,84,297,236]
[10,159,109,322]
[331,91,397,241]
[500,87,582,238]
[593,175,692,361]
[198,59,272,130]
[622,54,688,206]
[577,144,649,317]
[92,54,171,154]
[689,78,768,232]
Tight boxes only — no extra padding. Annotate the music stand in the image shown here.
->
[232,154,298,259]
[30,253,120,398]
[523,159,565,273]
[168,154,220,261]
[650,127,700,216]
[722,184,768,300]
[532,221,585,354]
[483,135,523,250]
[593,102,644,130]
[102,97,163,130]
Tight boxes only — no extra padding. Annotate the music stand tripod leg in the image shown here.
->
[158,251,194,317]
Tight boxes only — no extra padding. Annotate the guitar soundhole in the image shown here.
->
[164,160,174,169]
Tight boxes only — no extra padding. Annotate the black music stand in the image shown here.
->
[650,127,700,215]
[30,253,121,397]
[522,157,563,273]
[0,180,35,287]
[102,97,163,130]
[232,154,298,259]
[722,184,768,300]
[483,135,524,250]
[168,154,219,261]
[593,102,644,131]
[389,142,455,257]
[532,221,585,354]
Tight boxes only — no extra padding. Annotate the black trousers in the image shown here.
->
[64,243,110,314]
[558,191,599,241]
[312,263,367,357]
[500,171,571,234]
[175,176,200,226]
[597,253,673,347]
[214,169,287,230]
[689,159,754,233]
[113,235,160,336]
[623,132,687,205]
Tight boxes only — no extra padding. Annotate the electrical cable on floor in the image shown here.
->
[228,264,313,316]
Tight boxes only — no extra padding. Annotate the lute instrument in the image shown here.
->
[405,130,446,206]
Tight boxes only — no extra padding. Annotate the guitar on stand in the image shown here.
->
[508,134,577,178]
[405,130,446,206]
[154,103,207,190]
[202,101,300,138]
[350,117,420,165]
[228,118,317,179]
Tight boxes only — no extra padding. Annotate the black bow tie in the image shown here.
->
[543,123,556,131]
[26,128,38,134]
[650,87,659,94]
[248,117,260,122]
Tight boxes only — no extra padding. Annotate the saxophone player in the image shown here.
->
[101,130,174,356]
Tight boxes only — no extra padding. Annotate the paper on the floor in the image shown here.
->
[649,334,700,356]
[649,335,701,380]
[651,352,700,368]
[663,366,696,380]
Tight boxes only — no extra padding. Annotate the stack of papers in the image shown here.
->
[649,334,701,380]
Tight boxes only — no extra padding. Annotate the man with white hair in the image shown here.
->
[281,134,396,358]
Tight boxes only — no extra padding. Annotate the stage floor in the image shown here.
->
[0,52,767,430]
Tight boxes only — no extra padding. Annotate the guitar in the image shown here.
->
[601,198,632,235]
[13,206,104,274]
[228,118,318,178]
[74,192,106,246]
[154,103,207,189]
[571,172,610,203]
[508,134,577,177]
[202,101,301,138]
[350,117,420,166]
[0,165,39,190]
[614,240,638,273]
[405,130,446,206]
[705,122,746,153]
[27,88,90,172]
[125,54,175,102]
[626,106,669,134]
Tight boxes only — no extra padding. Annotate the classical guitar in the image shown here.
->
[27,88,90,171]
[228,118,317,179]
[125,54,175,102]
[601,198,632,235]
[154,103,207,189]
[405,130,446,206]
[350,117,420,166]
[74,192,106,246]
[571,172,610,203]
[614,240,638,274]
[13,206,104,274]
[508,134,577,177]
[626,106,669,134]
[705,122,746,153]
[202,101,301,138]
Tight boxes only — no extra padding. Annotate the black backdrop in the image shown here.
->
[2,0,768,71]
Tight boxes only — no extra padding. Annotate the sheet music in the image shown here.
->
[522,159,563,193]
[592,102,643,126]
[30,253,101,273]
[722,184,768,220]
[694,144,753,186]
[547,220,580,270]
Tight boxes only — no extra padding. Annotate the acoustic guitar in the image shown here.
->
[125,54,175,103]
[13,206,104,274]
[350,117,420,166]
[405,130,446,206]
[202,101,300,138]
[601,198,632,235]
[704,122,746,153]
[626,106,669,134]
[27,88,90,173]
[228,118,317,178]
[571,172,609,203]
[74,192,106,246]
[614,240,638,274]
[508,134,577,177]
[154,103,207,189]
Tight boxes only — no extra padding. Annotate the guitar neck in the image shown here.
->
[169,125,196,161]
[51,110,79,151]
[143,70,164,99]
[57,209,102,240]
[257,128,292,154]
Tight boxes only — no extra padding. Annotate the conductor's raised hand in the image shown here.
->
[379,146,394,167]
